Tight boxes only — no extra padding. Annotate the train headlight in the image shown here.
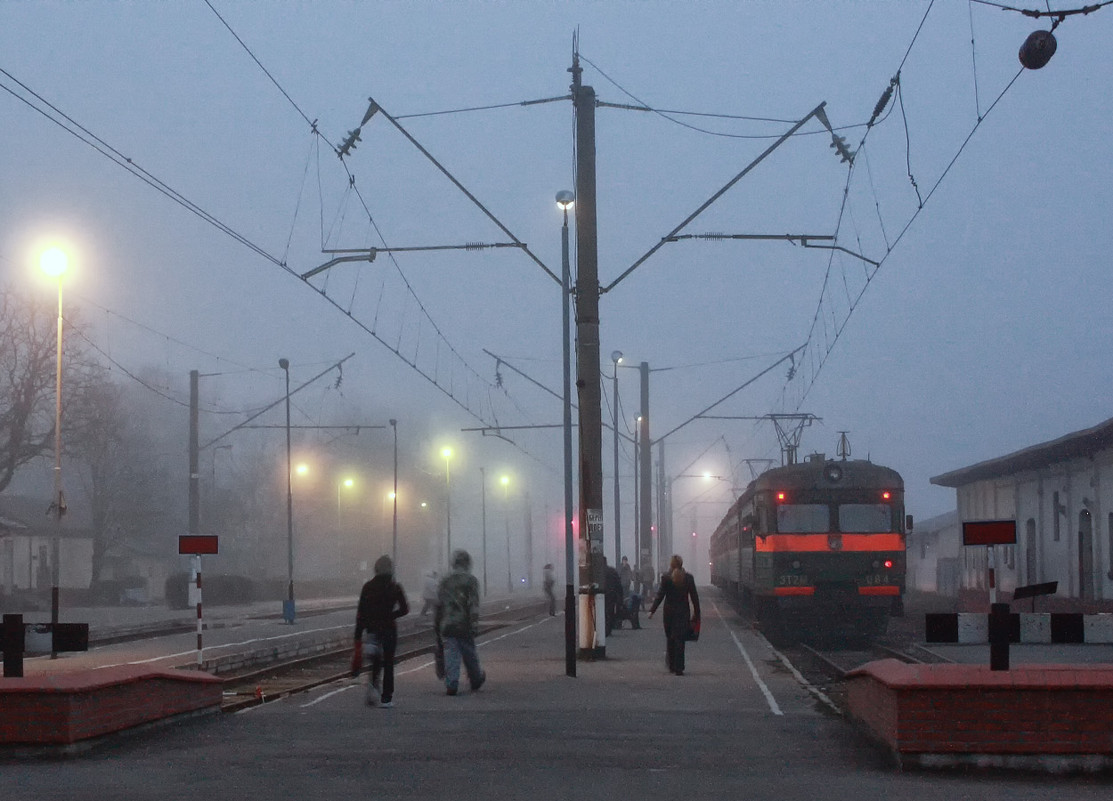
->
[791,560,801,570]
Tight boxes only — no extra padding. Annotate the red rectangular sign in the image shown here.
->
[962,520,1016,546]
[178,535,219,555]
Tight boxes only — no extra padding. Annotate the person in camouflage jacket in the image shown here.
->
[435,549,486,695]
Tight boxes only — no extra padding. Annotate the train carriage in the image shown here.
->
[710,453,908,641]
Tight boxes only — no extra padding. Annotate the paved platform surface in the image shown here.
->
[4,597,1113,798]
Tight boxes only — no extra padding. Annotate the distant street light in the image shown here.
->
[611,350,623,568]
[442,447,453,564]
[390,419,398,568]
[279,358,295,623]
[338,476,355,527]
[40,247,68,655]
[501,474,512,593]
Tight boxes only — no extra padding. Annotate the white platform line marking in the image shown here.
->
[712,601,782,716]
[750,628,841,715]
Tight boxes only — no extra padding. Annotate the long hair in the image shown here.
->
[669,554,686,587]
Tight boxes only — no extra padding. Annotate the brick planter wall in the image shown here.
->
[0,665,222,747]
[846,659,1113,772]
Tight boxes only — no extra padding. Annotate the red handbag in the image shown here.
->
[350,640,363,676]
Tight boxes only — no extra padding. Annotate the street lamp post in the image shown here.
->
[611,351,623,569]
[40,247,67,653]
[442,447,453,564]
[480,467,488,596]
[390,419,398,567]
[557,189,576,677]
[279,358,295,624]
[501,475,511,593]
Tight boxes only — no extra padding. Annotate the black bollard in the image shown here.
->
[988,602,1010,671]
[2,614,24,678]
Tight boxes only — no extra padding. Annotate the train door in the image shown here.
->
[1079,509,1094,601]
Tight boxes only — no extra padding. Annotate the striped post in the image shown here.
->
[193,554,203,668]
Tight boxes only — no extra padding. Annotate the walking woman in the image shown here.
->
[647,554,701,676]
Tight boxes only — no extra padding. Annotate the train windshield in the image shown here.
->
[775,504,829,533]
[838,503,893,533]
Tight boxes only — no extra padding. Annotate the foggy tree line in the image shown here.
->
[1,281,455,594]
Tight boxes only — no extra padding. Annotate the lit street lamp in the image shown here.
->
[279,358,294,623]
[501,474,511,593]
[556,189,576,677]
[337,476,355,527]
[390,419,398,568]
[442,447,453,564]
[611,350,623,569]
[40,247,68,653]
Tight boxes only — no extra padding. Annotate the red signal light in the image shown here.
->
[883,559,894,569]
[776,491,786,502]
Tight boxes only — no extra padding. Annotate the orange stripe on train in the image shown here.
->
[754,533,905,552]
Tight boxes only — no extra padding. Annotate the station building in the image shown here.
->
[930,415,1113,603]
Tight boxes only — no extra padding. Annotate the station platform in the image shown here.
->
[5,596,1113,799]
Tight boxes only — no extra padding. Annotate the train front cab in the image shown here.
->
[747,461,907,641]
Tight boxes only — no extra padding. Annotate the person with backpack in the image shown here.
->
[647,554,701,676]
[354,555,410,707]
[435,549,486,696]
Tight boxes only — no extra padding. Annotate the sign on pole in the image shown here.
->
[962,520,1016,546]
[178,535,219,554]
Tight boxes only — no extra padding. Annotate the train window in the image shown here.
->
[776,504,829,533]
[838,503,893,533]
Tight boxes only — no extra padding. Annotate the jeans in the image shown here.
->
[363,629,398,702]
[443,635,484,690]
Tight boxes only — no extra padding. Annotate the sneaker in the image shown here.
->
[380,700,394,708]
[471,672,486,693]
[446,684,458,696]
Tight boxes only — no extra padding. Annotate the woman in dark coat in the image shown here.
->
[648,554,700,675]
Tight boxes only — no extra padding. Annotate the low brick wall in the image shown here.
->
[846,659,1113,772]
[0,665,223,747]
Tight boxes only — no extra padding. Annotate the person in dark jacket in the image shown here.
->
[604,561,623,636]
[354,555,409,707]
[436,549,486,696]
[647,554,700,676]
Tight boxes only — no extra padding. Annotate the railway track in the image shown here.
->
[783,637,953,716]
[220,601,547,712]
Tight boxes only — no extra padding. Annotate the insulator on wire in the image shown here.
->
[1019,29,1057,70]
[868,84,895,127]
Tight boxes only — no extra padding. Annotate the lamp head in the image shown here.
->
[40,247,68,279]
[278,358,289,370]
[611,350,623,365]
[555,190,575,210]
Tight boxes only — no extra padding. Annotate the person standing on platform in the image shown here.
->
[354,555,410,707]
[420,570,439,616]
[619,556,633,598]
[542,563,557,616]
[647,554,700,676]
[436,549,486,696]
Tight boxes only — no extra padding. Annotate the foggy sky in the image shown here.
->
[3,1,1111,573]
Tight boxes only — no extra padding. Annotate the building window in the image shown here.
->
[1053,491,1062,542]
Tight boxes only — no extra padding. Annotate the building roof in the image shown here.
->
[930,416,1113,488]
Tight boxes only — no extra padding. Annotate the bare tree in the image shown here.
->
[66,371,175,582]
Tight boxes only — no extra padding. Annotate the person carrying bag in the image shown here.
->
[648,554,701,676]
